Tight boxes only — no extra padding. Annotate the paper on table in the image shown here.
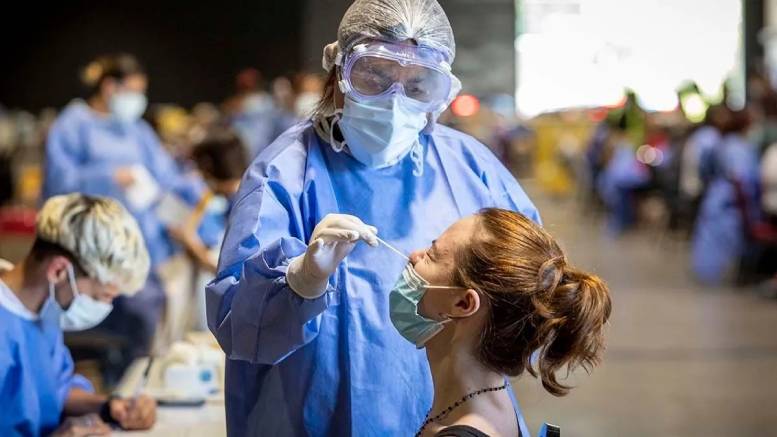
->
[156,192,194,226]
[125,165,160,211]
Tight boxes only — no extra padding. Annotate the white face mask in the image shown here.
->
[338,93,428,168]
[48,264,113,331]
[109,91,148,124]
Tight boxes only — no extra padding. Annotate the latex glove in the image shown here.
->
[287,214,378,298]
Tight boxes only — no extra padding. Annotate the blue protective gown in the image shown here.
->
[692,134,760,284]
[207,121,540,436]
[0,289,93,436]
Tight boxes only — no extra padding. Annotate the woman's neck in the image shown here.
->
[0,261,48,314]
[425,339,505,416]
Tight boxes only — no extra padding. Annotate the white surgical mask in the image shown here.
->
[338,93,428,169]
[109,91,148,124]
[48,264,113,331]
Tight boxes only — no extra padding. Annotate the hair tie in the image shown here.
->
[536,256,565,294]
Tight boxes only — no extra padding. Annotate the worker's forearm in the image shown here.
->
[63,388,108,416]
[191,245,218,274]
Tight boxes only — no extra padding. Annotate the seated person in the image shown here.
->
[169,131,248,274]
[390,208,612,437]
[0,194,156,436]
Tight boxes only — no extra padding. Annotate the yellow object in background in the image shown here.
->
[530,112,594,197]
[17,164,41,206]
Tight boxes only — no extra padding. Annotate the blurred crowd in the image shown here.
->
[582,76,777,295]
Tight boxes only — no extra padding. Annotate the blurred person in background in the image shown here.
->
[225,69,301,159]
[293,72,325,119]
[678,105,730,228]
[206,0,539,435]
[168,132,249,331]
[757,142,777,297]
[692,109,761,284]
[169,131,248,275]
[596,113,651,233]
[271,75,302,131]
[42,53,206,379]
[679,105,729,203]
[224,68,277,158]
[0,194,156,436]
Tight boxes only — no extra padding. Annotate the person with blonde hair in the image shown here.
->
[0,194,157,436]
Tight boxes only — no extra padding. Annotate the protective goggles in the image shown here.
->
[337,41,458,113]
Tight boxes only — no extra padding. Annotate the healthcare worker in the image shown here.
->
[692,110,760,284]
[207,1,539,435]
[0,194,156,436]
[42,54,204,376]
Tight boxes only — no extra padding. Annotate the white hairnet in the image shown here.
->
[322,0,456,72]
[36,194,150,294]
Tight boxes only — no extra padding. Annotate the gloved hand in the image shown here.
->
[287,214,378,298]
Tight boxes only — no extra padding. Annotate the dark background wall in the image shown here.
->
[1,1,305,111]
[1,0,515,111]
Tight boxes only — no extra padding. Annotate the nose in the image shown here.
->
[409,249,425,265]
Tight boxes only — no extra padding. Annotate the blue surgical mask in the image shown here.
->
[338,94,428,168]
[109,91,148,124]
[389,262,461,348]
[47,263,113,332]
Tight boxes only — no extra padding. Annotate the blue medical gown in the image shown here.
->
[0,306,93,436]
[42,101,203,268]
[207,122,540,436]
[692,134,760,284]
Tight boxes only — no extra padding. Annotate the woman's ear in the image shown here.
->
[451,289,480,318]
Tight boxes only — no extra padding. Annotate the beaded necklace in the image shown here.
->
[415,383,508,437]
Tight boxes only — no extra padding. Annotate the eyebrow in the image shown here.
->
[430,240,439,259]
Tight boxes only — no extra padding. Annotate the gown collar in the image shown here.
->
[0,259,39,321]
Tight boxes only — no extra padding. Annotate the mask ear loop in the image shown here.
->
[65,263,81,299]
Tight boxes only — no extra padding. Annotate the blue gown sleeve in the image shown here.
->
[0,338,35,435]
[43,118,124,200]
[53,331,94,406]
[206,155,335,365]
[137,124,204,205]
